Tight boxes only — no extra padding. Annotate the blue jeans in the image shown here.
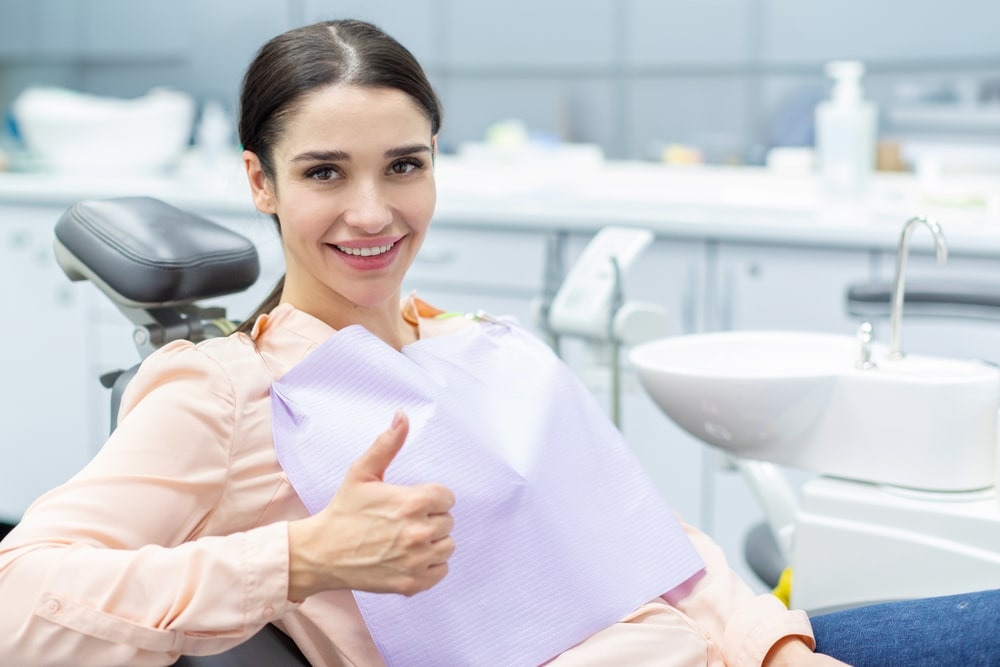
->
[811,588,1000,666]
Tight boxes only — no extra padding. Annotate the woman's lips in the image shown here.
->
[328,238,403,270]
[333,242,396,257]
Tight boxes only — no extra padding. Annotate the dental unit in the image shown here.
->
[630,215,1000,612]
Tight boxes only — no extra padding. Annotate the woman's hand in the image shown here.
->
[287,411,456,601]
[763,636,851,666]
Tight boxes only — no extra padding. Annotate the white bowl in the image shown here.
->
[13,86,196,174]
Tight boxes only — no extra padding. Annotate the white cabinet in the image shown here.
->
[712,242,874,334]
[0,0,190,60]
[0,205,93,522]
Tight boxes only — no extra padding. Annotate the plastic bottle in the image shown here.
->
[814,61,878,199]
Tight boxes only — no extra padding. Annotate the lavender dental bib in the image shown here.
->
[270,319,704,667]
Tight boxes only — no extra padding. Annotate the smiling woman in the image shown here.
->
[0,18,853,667]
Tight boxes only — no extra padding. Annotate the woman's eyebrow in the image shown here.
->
[291,149,350,163]
[290,144,431,163]
[385,144,433,159]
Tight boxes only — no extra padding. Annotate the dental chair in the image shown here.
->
[53,197,311,666]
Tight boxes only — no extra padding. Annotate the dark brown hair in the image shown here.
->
[236,19,443,332]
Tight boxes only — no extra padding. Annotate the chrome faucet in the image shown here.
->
[889,215,947,359]
[856,321,875,369]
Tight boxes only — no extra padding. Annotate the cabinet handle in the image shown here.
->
[682,266,697,334]
[721,267,734,331]
[54,286,74,307]
[7,230,30,249]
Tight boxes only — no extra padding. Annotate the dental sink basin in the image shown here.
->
[629,331,1000,491]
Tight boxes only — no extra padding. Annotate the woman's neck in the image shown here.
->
[361,311,419,350]
[281,296,419,351]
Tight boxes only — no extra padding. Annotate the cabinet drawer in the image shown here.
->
[406,227,550,294]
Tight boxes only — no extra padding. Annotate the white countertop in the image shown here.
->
[2,152,999,255]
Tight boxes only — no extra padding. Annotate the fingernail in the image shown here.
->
[391,409,404,430]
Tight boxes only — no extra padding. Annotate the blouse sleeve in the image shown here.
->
[0,341,297,666]
[665,518,815,666]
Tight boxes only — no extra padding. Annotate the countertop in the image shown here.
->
[2,152,1000,255]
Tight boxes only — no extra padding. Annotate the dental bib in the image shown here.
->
[270,318,703,667]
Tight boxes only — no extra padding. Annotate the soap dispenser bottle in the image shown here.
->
[815,60,877,199]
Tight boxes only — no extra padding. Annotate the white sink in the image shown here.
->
[629,331,1000,491]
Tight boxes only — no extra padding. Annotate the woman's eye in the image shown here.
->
[389,158,423,175]
[306,166,339,181]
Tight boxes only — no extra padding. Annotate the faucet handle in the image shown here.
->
[856,321,876,369]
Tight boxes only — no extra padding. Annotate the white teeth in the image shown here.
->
[334,242,395,257]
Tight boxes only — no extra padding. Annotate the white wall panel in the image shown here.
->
[625,0,755,66]
[81,0,190,58]
[762,0,1000,64]
[445,0,617,68]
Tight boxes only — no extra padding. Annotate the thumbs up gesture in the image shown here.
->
[286,411,456,601]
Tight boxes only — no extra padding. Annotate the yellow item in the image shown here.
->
[772,567,793,607]
[661,143,703,165]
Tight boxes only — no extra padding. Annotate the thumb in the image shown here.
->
[345,410,408,483]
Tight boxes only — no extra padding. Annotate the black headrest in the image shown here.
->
[54,197,260,307]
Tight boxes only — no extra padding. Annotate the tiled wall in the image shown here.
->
[2,0,999,161]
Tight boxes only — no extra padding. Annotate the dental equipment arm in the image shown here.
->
[544,226,669,425]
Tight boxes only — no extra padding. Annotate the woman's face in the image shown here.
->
[245,84,436,326]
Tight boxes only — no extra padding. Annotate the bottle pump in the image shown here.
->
[815,60,877,199]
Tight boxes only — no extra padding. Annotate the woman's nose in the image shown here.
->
[342,180,393,233]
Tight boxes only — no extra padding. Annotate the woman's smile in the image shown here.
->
[327,236,405,271]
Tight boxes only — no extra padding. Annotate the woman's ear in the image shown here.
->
[431,135,438,165]
[243,150,277,214]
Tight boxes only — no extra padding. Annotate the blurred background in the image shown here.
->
[1,0,1000,169]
